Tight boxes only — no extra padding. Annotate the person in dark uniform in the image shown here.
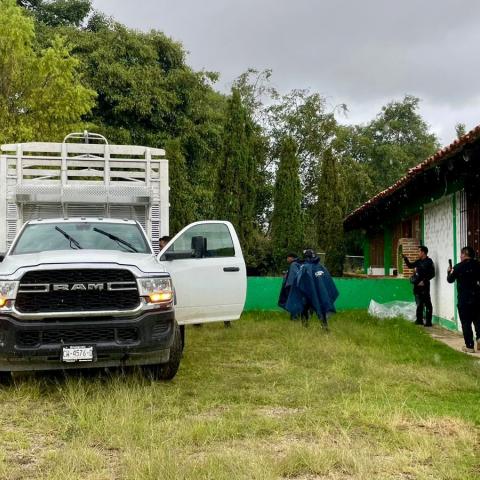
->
[447,246,480,353]
[159,235,172,249]
[403,245,435,326]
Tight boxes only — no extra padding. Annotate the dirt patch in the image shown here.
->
[393,416,470,438]
[256,406,306,418]
[0,428,65,480]
[187,435,314,463]
[220,360,283,371]
[190,405,230,420]
[282,474,356,480]
[92,444,123,480]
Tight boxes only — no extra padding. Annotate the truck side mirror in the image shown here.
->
[191,236,206,259]
[0,253,5,263]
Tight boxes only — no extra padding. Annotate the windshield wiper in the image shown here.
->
[55,226,83,249]
[93,227,138,253]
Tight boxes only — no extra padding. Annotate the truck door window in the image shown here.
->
[167,223,235,258]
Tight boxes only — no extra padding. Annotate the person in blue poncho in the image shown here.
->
[283,249,339,329]
[278,253,302,311]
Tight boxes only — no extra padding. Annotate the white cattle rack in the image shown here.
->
[0,132,169,252]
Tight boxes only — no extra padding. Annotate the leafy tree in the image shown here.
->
[350,95,438,192]
[164,138,195,235]
[266,90,340,206]
[334,124,375,214]
[85,10,114,32]
[317,148,345,276]
[265,90,346,251]
[270,136,303,268]
[455,122,466,139]
[63,23,226,219]
[17,0,92,27]
[0,0,95,144]
[232,68,276,123]
[232,69,272,229]
[11,2,442,273]
[216,88,259,264]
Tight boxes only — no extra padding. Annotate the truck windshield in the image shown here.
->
[11,222,151,255]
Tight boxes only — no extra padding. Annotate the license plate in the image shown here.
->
[62,346,94,363]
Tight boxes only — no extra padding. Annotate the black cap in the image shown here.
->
[303,248,316,259]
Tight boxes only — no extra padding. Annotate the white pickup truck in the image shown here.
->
[0,134,246,382]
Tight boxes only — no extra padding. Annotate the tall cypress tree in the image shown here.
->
[165,138,195,235]
[317,148,345,276]
[216,88,257,262]
[270,136,303,269]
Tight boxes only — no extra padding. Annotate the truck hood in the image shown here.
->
[0,250,166,277]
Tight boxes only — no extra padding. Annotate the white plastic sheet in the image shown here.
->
[368,300,416,322]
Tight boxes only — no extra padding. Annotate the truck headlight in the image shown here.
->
[138,277,173,304]
[0,281,19,308]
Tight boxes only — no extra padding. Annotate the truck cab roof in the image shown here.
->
[26,218,138,225]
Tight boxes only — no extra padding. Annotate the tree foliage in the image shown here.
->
[17,0,92,27]
[334,124,375,214]
[7,3,444,275]
[346,95,438,192]
[164,138,195,235]
[455,123,466,139]
[317,149,346,276]
[0,0,95,144]
[216,88,263,265]
[266,90,340,206]
[270,136,303,267]
[62,23,226,219]
[231,69,273,229]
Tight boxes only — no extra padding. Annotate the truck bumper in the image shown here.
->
[0,309,175,372]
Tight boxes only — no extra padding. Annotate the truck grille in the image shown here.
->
[16,327,139,347]
[16,269,140,314]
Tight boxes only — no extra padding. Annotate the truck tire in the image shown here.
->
[143,322,182,381]
[180,324,185,351]
[0,371,12,386]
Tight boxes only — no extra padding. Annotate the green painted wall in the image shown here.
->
[244,277,460,332]
[244,277,412,311]
[433,315,457,331]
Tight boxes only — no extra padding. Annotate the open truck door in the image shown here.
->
[158,221,246,325]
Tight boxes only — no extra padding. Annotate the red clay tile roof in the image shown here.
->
[344,123,480,227]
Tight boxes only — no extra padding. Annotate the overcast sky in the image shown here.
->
[90,0,480,145]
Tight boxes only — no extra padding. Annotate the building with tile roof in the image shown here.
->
[344,124,480,330]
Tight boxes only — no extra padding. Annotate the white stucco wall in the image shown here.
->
[423,195,457,328]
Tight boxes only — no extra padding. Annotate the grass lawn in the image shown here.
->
[1,311,480,479]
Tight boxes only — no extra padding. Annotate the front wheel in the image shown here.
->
[143,322,182,381]
[0,371,12,386]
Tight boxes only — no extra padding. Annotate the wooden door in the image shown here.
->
[466,191,480,257]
